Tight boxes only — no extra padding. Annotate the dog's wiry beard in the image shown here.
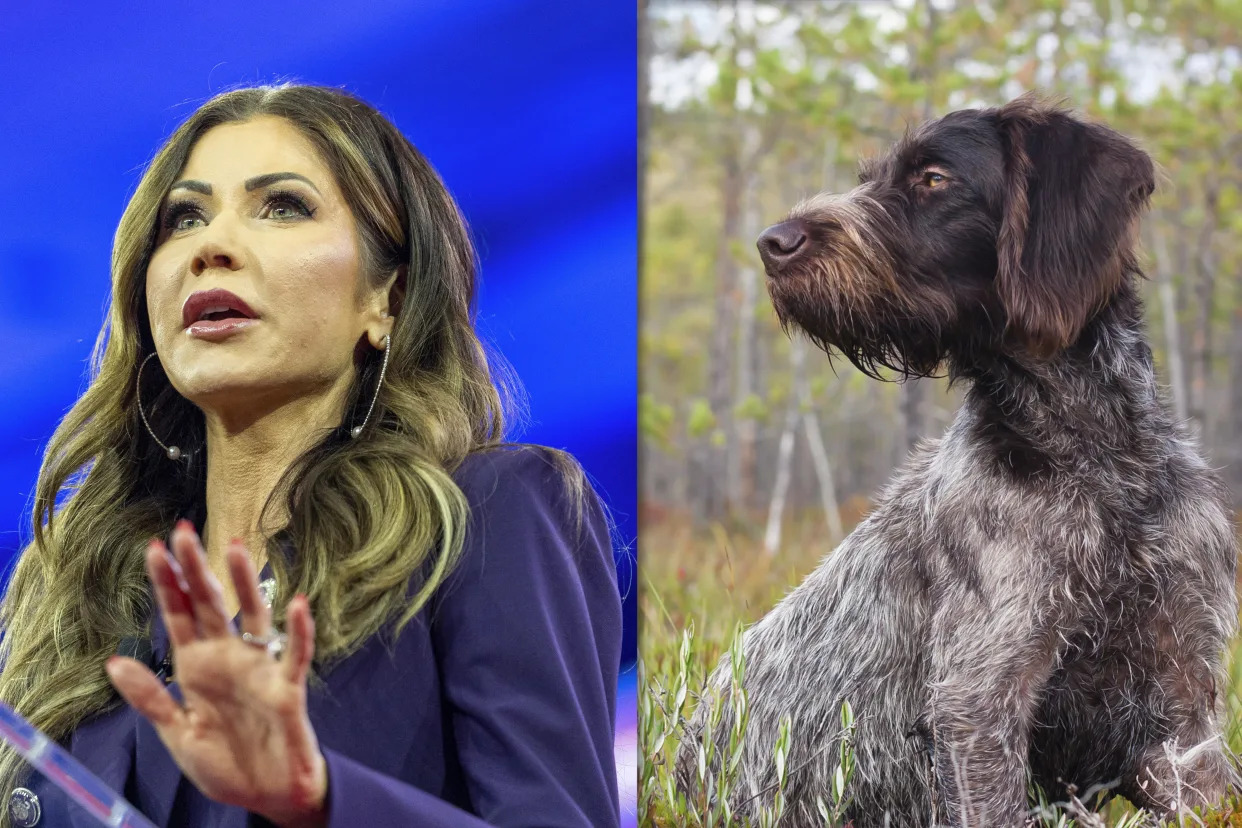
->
[767,189,953,379]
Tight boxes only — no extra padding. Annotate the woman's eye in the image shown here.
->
[162,203,205,232]
[262,192,315,220]
[159,192,314,236]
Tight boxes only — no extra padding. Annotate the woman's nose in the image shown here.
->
[189,222,246,276]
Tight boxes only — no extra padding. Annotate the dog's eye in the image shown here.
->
[922,171,947,188]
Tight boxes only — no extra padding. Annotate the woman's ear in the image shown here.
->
[386,264,408,320]
[365,266,405,350]
[995,94,1155,357]
[365,320,391,351]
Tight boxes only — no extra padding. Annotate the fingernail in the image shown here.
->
[175,519,195,533]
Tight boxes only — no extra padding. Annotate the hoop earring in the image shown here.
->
[351,333,391,439]
[137,352,199,462]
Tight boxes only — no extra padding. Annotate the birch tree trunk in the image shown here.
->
[764,337,806,557]
[798,366,844,546]
[1150,219,1188,423]
[729,137,762,515]
[709,5,743,520]
[1227,304,1242,506]
[1188,183,1220,444]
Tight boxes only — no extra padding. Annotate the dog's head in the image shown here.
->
[759,93,1155,377]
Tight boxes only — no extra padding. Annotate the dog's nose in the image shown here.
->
[757,221,807,268]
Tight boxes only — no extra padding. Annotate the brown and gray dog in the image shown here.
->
[675,94,1239,826]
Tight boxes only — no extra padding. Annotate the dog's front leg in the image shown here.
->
[924,582,1064,828]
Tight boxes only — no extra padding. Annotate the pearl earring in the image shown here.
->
[137,352,200,462]
[350,333,391,438]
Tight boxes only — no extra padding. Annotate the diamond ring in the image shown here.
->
[240,630,289,659]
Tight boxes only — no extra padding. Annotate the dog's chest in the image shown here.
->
[1038,462,1235,689]
[922,437,1230,597]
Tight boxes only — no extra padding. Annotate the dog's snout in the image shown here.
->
[757,221,808,269]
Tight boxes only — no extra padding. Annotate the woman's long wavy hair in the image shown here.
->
[0,84,589,810]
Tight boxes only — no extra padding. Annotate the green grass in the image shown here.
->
[638,508,1242,827]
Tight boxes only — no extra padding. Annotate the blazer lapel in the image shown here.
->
[64,703,138,828]
[130,597,185,828]
[129,557,278,827]
[132,697,185,828]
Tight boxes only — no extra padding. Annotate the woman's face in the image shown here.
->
[145,115,388,426]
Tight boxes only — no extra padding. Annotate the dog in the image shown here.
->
[673,94,1239,826]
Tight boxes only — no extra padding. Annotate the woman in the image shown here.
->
[0,84,621,827]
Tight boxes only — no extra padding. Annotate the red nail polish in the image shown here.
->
[175,519,195,533]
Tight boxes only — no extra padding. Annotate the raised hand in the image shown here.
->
[105,520,328,828]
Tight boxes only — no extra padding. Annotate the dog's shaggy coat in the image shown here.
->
[674,95,1239,827]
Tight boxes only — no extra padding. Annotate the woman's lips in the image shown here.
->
[182,289,259,328]
[185,317,259,341]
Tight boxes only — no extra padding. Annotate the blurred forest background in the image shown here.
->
[642,0,1242,544]
[639,1,1242,822]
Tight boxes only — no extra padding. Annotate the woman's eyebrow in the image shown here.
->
[166,172,322,197]
[243,172,321,195]
[168,179,212,196]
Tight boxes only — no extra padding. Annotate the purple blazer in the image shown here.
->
[16,447,622,827]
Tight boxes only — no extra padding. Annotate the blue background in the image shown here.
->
[0,0,637,815]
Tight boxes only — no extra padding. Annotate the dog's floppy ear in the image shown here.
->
[995,94,1155,356]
